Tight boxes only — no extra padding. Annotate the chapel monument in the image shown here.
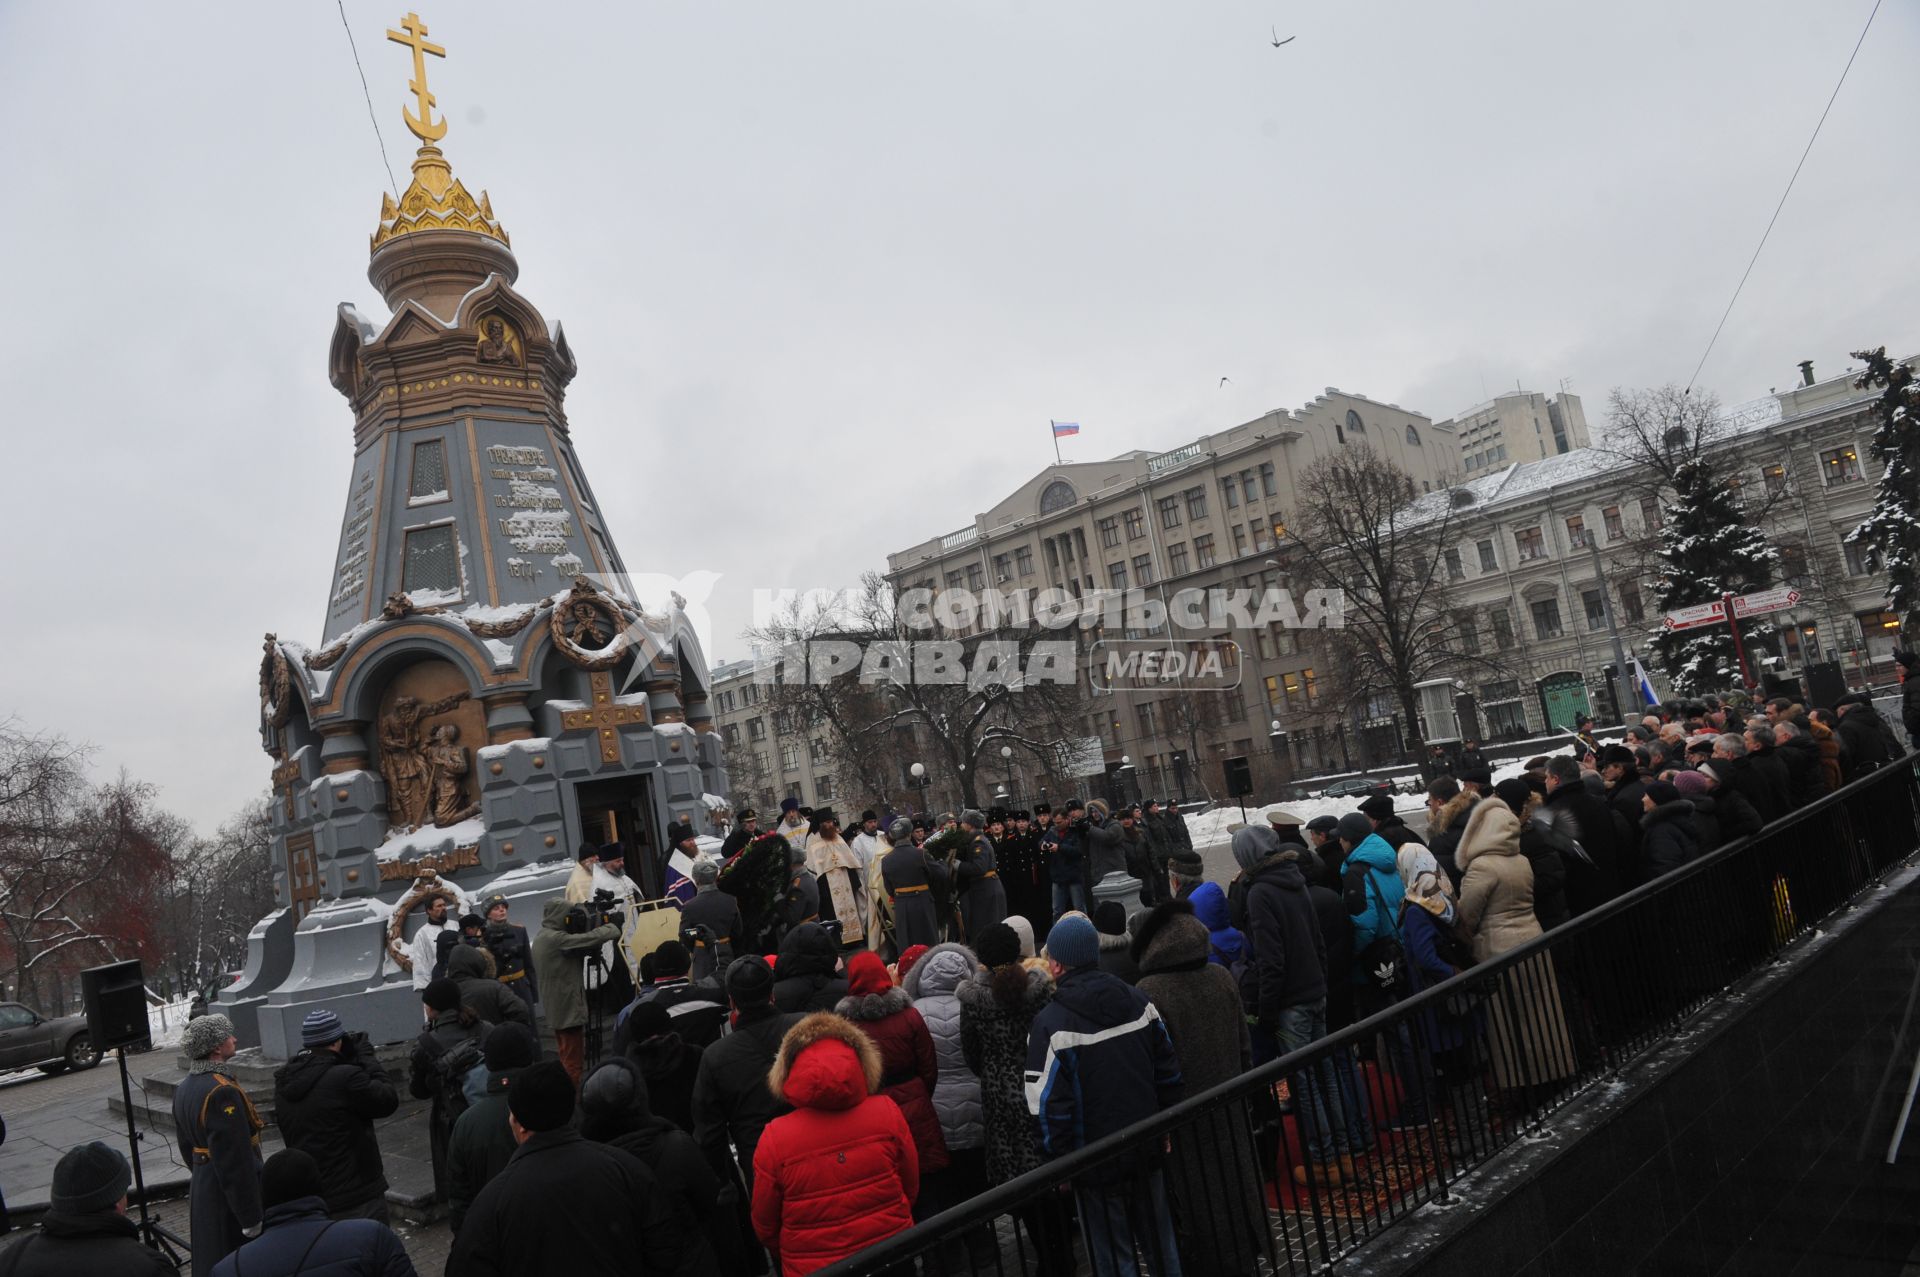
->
[225,12,726,1056]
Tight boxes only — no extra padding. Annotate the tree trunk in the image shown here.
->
[1396,678,1427,763]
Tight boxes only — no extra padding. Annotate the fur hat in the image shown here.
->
[768,1012,881,1103]
[972,922,1022,969]
[1167,848,1205,878]
[1086,799,1110,820]
[1093,901,1129,936]
[887,816,914,842]
[960,808,987,830]
[780,797,801,814]
[182,1013,234,1061]
[1046,915,1099,969]
[50,1141,130,1215]
[1356,794,1396,820]
[1493,777,1534,817]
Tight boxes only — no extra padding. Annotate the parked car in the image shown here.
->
[0,1001,98,1074]
[1319,776,1394,800]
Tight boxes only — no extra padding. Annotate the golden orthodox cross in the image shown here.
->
[386,12,448,144]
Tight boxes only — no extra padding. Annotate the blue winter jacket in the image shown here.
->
[1041,823,1087,886]
[1341,833,1405,983]
[1189,882,1247,969]
[1024,966,1182,1156]
[211,1196,417,1277]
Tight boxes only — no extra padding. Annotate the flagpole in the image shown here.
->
[1050,420,1062,465]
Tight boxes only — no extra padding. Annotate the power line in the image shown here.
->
[1684,0,1882,395]
[337,0,401,199]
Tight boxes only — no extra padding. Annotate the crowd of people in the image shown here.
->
[9,689,1906,1277]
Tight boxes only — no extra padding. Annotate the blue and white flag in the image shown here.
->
[1630,656,1660,707]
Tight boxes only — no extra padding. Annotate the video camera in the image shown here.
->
[564,888,625,935]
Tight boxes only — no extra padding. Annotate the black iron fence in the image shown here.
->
[819,757,1920,1277]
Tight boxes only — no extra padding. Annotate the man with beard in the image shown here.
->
[774,797,810,855]
[849,810,886,874]
[408,892,458,990]
[805,810,869,951]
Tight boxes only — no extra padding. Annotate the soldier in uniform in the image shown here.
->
[954,809,1008,939]
[173,1014,265,1277]
[879,816,947,952]
[481,894,539,1013]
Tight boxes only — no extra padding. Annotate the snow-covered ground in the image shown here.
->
[148,995,194,1049]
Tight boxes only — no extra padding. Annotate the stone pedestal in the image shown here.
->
[1091,870,1148,926]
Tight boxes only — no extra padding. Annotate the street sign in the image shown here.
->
[1730,586,1802,618]
[1661,601,1727,631]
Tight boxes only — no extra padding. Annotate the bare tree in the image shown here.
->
[156,798,276,1000]
[1282,444,1513,761]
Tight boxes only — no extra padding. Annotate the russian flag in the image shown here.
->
[1051,420,1080,438]
[1630,656,1660,707]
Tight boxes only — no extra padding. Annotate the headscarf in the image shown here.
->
[1396,842,1456,924]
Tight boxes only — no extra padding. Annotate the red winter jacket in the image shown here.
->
[752,1013,921,1276]
[835,982,950,1174]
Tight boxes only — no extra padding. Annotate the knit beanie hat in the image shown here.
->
[650,940,691,978]
[1004,915,1037,958]
[182,1013,234,1061]
[300,1008,345,1049]
[894,945,930,986]
[1671,769,1711,796]
[845,950,893,997]
[1335,812,1375,847]
[1093,901,1129,936]
[972,922,1022,969]
[483,1021,537,1072]
[508,1060,577,1133]
[423,978,462,1013]
[260,1149,324,1211]
[50,1141,130,1215]
[1046,915,1099,969]
[628,1001,672,1042]
[1645,780,1682,805]
[1493,777,1534,817]
[726,954,775,1005]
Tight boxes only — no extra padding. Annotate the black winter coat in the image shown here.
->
[271,1041,400,1214]
[1241,854,1329,1017]
[624,1029,703,1133]
[445,1129,683,1277]
[1641,801,1701,879]
[444,945,533,1028]
[1539,782,1625,916]
[690,1002,804,1187]
[209,1197,415,1277]
[1837,706,1893,775]
[1518,823,1570,931]
[1372,814,1417,850]
[1735,747,1792,823]
[1712,787,1765,843]
[1776,736,1830,808]
[770,923,848,1014]
[0,1210,173,1277]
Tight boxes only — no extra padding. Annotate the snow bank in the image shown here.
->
[148,996,194,1049]
[375,817,486,861]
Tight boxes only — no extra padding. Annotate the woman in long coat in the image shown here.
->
[1454,799,1577,1100]
[1132,900,1265,1277]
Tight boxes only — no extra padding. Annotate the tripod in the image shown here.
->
[114,1045,188,1265]
[582,951,608,1072]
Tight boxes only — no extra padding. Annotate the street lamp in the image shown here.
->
[909,761,930,814]
[1000,744,1015,806]
[1119,754,1136,805]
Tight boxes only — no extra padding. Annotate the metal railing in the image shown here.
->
[819,757,1920,1276]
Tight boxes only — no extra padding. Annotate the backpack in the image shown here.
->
[426,1029,488,1119]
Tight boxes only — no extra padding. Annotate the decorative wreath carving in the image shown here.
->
[260,634,293,728]
[385,873,466,974]
[549,576,635,670]
[305,597,541,670]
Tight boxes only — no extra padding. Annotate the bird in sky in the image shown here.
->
[1271,26,1296,47]
[1219,376,1232,387]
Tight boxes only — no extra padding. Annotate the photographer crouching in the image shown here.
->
[530,895,624,1087]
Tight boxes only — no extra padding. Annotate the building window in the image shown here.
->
[966,564,984,591]
[1133,554,1155,586]
[1109,561,1128,590]
[1491,608,1515,649]
[1821,446,1862,485]
[1225,694,1247,723]
[1454,611,1480,653]
[992,553,1012,582]
[1445,547,1464,580]
[1477,539,1498,572]
[402,524,459,597]
[1166,543,1190,575]
[1530,597,1563,639]
[1259,462,1277,497]
[1603,506,1624,541]
[1194,534,1216,568]
[1763,463,1787,495]
[1252,523,1275,553]
[1263,675,1281,708]
[1039,480,1078,514]
[1303,668,1318,704]
[1844,538,1872,576]
[1270,516,1287,544]
[409,439,447,500]
[1780,544,1808,586]
[1346,409,1366,436]
[1283,671,1304,709]
[1484,695,1528,737]
[748,718,765,741]
[1098,517,1120,549]
[1015,545,1034,576]
[1184,487,1208,521]
[1726,474,1745,508]
[1123,507,1146,540]
[1136,701,1157,736]
[1221,478,1239,509]
[945,570,965,592]
[1242,470,1259,503]
[1515,526,1546,562]
[780,742,799,771]
[1619,584,1644,624]
[1640,496,1663,530]
[1407,424,1422,446]
[816,775,834,801]
[1232,525,1249,557]
[1566,515,1589,549]
[1582,588,1607,630]
[1043,541,1059,570]
[1158,496,1183,529]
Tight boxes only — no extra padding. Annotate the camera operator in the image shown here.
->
[270,1010,400,1224]
[480,894,539,1013]
[530,897,624,1087]
[1042,799,1090,919]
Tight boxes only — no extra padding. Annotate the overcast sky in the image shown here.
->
[1,0,1913,834]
